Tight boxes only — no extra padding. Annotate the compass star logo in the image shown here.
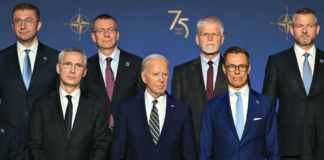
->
[271,7,293,40]
[63,7,90,41]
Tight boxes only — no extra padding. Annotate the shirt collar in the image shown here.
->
[17,40,38,54]
[228,84,249,97]
[200,53,220,67]
[59,86,81,100]
[294,43,316,58]
[144,89,166,105]
[98,47,120,65]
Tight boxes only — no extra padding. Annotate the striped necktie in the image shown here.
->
[149,100,160,145]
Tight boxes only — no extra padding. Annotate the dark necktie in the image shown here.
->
[23,49,32,89]
[105,57,115,130]
[207,61,214,100]
[65,95,73,139]
[303,53,312,95]
[149,100,160,145]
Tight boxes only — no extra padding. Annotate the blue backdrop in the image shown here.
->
[1,0,324,94]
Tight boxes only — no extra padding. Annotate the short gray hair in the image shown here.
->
[292,8,318,25]
[142,54,169,73]
[58,47,87,67]
[197,16,224,35]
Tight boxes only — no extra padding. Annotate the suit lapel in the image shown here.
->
[219,91,238,140]
[48,90,68,141]
[158,94,176,144]
[6,43,26,92]
[241,90,261,140]
[89,54,110,104]
[112,50,131,102]
[286,47,307,95]
[69,91,90,142]
[135,93,154,144]
[28,42,50,91]
[309,48,324,96]
[191,57,208,102]
[213,56,227,97]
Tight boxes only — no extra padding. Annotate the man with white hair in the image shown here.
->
[171,16,250,148]
[112,54,196,160]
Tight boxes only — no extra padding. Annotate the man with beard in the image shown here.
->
[171,16,249,149]
[0,3,59,159]
[262,8,324,160]
[200,46,280,160]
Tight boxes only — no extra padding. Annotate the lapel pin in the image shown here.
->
[171,105,174,107]
[320,59,323,63]
[125,62,130,66]
[43,57,47,60]
[0,129,4,133]
[255,100,259,104]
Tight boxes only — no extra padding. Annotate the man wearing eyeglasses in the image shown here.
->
[0,3,59,159]
[199,46,280,160]
[28,47,109,160]
[82,14,145,159]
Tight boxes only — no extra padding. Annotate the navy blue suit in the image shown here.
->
[199,89,280,160]
[111,92,196,160]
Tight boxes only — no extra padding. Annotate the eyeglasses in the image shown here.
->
[61,62,84,71]
[93,28,118,35]
[12,19,37,26]
[226,64,249,72]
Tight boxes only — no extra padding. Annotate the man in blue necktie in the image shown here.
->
[199,46,280,160]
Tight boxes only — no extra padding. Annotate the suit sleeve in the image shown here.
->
[7,126,19,160]
[136,60,146,94]
[264,100,280,160]
[111,103,128,160]
[182,106,197,160]
[199,103,213,160]
[27,100,45,160]
[262,56,278,106]
[90,102,109,160]
[300,99,315,160]
[171,67,181,99]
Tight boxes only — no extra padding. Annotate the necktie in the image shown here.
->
[105,57,115,129]
[149,100,160,145]
[235,92,244,140]
[303,53,312,95]
[207,61,214,100]
[23,49,32,89]
[65,95,73,139]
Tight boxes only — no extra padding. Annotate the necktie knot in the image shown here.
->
[304,53,310,59]
[66,95,72,101]
[235,92,241,98]
[106,57,113,66]
[25,49,31,55]
[153,100,158,106]
[208,61,213,66]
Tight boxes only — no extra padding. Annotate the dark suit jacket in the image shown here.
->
[262,46,324,157]
[0,42,59,158]
[28,89,109,160]
[111,92,196,160]
[199,89,280,160]
[301,93,324,160]
[171,56,251,147]
[0,114,21,160]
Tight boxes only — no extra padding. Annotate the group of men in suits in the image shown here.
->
[0,2,324,160]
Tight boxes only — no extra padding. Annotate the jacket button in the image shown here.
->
[155,149,158,152]
[239,148,242,152]
[26,112,28,116]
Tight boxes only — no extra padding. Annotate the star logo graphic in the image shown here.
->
[63,7,90,41]
[271,7,293,40]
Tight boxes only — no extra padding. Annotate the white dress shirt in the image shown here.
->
[17,40,38,74]
[59,87,81,129]
[200,54,220,90]
[294,43,315,79]
[229,84,249,127]
[98,47,120,84]
[144,89,166,132]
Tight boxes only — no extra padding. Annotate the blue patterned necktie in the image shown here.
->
[303,53,312,95]
[149,100,160,145]
[235,92,244,140]
[23,49,32,89]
